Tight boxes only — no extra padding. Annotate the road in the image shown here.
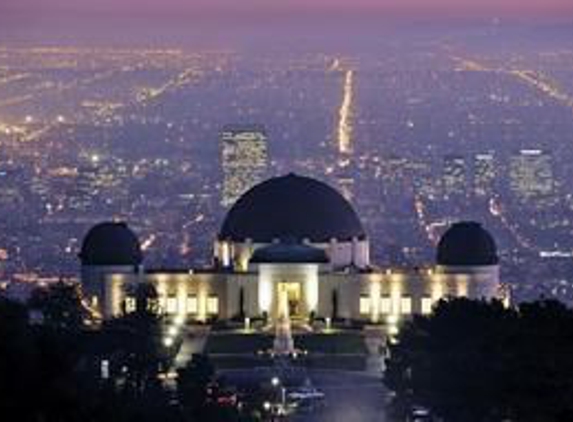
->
[222,368,392,422]
[294,370,391,422]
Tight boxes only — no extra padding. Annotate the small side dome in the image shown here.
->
[79,222,142,266]
[250,242,329,264]
[437,221,498,266]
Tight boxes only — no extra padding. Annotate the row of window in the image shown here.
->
[124,295,219,315]
[359,296,435,316]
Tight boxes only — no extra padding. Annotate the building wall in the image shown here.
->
[82,265,141,317]
[346,266,503,323]
[214,238,370,272]
[90,264,503,322]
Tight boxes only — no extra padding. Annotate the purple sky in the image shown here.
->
[3,0,573,18]
[1,0,571,46]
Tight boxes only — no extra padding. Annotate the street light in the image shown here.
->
[174,314,185,326]
[271,377,286,414]
[163,337,174,347]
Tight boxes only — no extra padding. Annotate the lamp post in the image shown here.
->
[271,377,286,417]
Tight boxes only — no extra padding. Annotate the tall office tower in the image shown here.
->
[69,164,100,211]
[220,126,268,208]
[509,149,554,202]
[443,155,467,197]
[474,153,496,197]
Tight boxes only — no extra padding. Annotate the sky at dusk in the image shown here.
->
[1,0,572,46]
[3,0,573,18]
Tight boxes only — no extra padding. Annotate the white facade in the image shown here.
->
[214,237,370,272]
[93,263,504,322]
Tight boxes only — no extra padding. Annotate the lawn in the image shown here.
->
[205,332,366,355]
[295,332,367,354]
[204,333,273,354]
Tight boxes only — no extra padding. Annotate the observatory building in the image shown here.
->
[80,174,504,323]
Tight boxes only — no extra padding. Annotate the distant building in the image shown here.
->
[474,153,496,197]
[80,174,506,326]
[509,149,553,202]
[220,126,268,208]
[443,155,467,196]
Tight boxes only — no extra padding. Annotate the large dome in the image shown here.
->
[437,221,498,266]
[79,222,143,266]
[219,174,366,243]
[250,242,329,264]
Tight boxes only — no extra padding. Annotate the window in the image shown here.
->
[125,297,136,313]
[380,296,391,314]
[421,297,433,315]
[400,297,412,315]
[359,296,371,315]
[166,296,178,314]
[207,296,219,315]
[187,295,198,314]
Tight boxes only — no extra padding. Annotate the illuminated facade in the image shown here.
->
[81,175,505,324]
[220,125,268,208]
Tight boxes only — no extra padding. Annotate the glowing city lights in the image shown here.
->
[337,69,355,155]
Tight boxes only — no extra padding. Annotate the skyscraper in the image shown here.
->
[220,126,268,207]
[474,153,496,197]
[443,155,467,197]
[509,149,554,203]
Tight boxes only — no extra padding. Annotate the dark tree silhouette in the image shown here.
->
[177,354,214,416]
[385,298,573,422]
[29,281,87,330]
[0,295,87,421]
[104,282,167,395]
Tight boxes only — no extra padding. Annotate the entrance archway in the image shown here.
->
[278,282,302,318]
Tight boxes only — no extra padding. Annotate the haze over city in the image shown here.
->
[1,1,573,421]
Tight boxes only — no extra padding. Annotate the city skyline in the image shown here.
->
[2,4,573,422]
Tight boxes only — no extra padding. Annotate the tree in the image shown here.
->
[0,294,88,421]
[0,295,36,418]
[131,281,160,316]
[104,282,167,395]
[29,281,87,331]
[177,353,215,419]
[385,298,573,422]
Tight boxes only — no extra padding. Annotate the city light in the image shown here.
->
[3,7,573,422]
[337,69,354,155]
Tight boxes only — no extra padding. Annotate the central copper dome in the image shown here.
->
[219,174,365,243]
